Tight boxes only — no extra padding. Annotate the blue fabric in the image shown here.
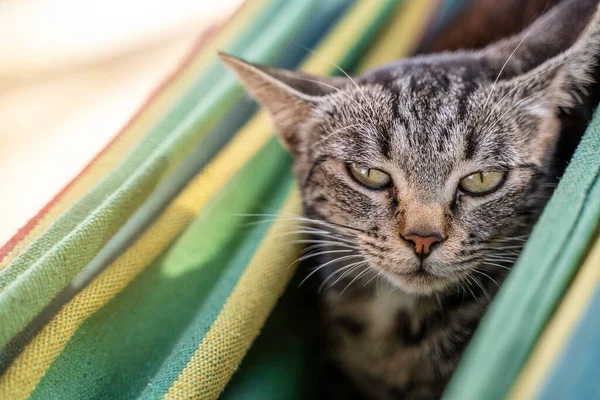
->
[537,283,600,399]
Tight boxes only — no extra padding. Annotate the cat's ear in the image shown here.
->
[481,0,598,78]
[219,52,347,153]
[495,4,600,161]
[504,3,600,110]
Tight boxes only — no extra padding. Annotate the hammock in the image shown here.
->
[0,0,598,399]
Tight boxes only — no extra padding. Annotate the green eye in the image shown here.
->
[459,171,506,195]
[348,163,391,189]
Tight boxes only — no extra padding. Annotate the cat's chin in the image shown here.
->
[379,269,452,295]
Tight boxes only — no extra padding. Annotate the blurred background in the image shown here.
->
[0,0,243,245]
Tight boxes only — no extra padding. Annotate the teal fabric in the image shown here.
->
[220,274,321,400]
[30,139,293,400]
[0,0,318,353]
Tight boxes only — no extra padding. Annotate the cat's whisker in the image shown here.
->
[291,76,380,130]
[301,241,359,254]
[297,254,364,288]
[495,236,529,242]
[481,55,569,126]
[472,268,500,289]
[456,279,468,301]
[291,239,357,251]
[269,211,366,234]
[470,273,491,300]
[362,268,381,288]
[292,76,363,108]
[480,261,513,271]
[319,260,368,292]
[241,213,364,242]
[484,254,518,261]
[291,42,380,128]
[337,265,372,298]
[480,24,534,116]
[496,92,544,123]
[462,275,479,303]
[294,249,354,265]
[375,272,384,297]
[476,244,524,250]
[314,123,368,147]
[317,261,364,293]
[483,92,541,135]
[277,229,353,242]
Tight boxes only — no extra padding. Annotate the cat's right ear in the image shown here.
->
[219,52,347,154]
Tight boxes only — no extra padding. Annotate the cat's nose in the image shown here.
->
[401,232,444,257]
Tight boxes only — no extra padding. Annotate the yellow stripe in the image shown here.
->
[1,0,438,397]
[0,0,267,270]
[164,1,440,398]
[164,190,302,400]
[508,235,600,400]
[357,0,439,71]
[0,117,274,399]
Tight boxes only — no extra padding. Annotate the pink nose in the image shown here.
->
[401,233,444,256]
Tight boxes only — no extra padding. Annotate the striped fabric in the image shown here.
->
[0,0,599,399]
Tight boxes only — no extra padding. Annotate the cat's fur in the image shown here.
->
[221,1,600,398]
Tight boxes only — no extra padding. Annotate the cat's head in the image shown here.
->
[221,2,600,295]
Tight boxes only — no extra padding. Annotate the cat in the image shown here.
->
[220,0,600,398]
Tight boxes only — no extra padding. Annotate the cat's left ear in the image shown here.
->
[497,5,600,154]
[219,53,347,154]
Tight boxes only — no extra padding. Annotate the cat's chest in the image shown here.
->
[323,284,434,345]
[320,285,470,399]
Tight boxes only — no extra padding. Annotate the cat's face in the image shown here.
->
[278,60,558,294]
[220,4,598,294]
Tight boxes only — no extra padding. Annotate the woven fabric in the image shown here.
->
[162,188,302,400]
[357,0,440,71]
[445,108,600,400]
[0,0,411,398]
[510,235,600,399]
[0,113,277,400]
[0,0,265,271]
[6,1,598,399]
[536,238,600,399]
[0,0,318,352]
[27,139,293,400]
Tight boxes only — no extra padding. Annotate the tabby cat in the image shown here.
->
[221,0,600,398]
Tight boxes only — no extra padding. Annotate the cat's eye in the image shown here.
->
[459,171,506,195]
[348,163,392,189]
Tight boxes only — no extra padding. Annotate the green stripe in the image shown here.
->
[143,0,405,395]
[29,1,402,397]
[0,0,319,351]
[444,109,600,399]
[30,139,293,400]
[0,0,352,372]
[219,272,323,400]
[0,0,282,292]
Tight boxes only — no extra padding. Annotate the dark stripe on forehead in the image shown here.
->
[377,90,402,160]
[456,80,477,121]
[378,130,392,160]
[390,89,401,121]
[463,126,478,160]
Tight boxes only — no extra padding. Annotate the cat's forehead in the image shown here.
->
[312,57,527,190]
[319,60,489,156]
[361,56,488,92]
